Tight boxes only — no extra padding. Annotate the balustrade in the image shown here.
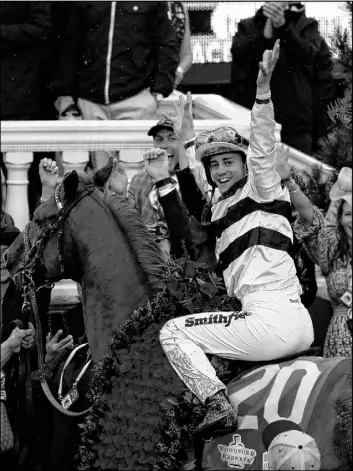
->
[1,92,333,312]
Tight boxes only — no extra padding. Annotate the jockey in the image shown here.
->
[158,40,315,434]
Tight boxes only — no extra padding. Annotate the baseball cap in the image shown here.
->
[147,117,174,137]
[262,420,321,470]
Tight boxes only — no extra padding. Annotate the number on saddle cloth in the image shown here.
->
[202,357,351,471]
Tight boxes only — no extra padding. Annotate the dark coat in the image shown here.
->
[230,6,334,144]
[0,2,52,119]
[53,1,179,105]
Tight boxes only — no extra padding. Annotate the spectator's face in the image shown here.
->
[153,129,179,173]
[340,201,352,240]
[209,152,245,194]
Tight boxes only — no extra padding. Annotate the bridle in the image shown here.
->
[15,178,96,417]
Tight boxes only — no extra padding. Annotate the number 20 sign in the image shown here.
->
[228,360,321,430]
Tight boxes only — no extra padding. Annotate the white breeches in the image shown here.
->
[159,287,314,404]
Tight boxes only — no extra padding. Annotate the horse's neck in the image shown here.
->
[72,200,149,362]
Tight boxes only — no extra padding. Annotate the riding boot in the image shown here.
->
[198,390,238,434]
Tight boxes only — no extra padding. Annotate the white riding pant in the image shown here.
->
[159,287,314,404]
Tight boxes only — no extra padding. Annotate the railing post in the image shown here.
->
[4,152,33,230]
[61,151,90,176]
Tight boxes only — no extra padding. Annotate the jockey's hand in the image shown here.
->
[5,324,35,353]
[257,39,280,91]
[108,158,128,196]
[45,329,74,361]
[163,92,195,143]
[276,144,292,181]
[39,158,59,201]
[143,149,170,183]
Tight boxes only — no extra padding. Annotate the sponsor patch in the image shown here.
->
[218,434,256,469]
[185,312,251,328]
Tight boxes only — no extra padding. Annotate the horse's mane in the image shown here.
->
[73,170,164,290]
[104,191,164,290]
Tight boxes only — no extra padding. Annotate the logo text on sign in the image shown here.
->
[218,434,256,469]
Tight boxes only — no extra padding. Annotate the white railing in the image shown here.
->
[1,92,333,311]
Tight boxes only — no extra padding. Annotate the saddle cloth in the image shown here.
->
[202,356,351,470]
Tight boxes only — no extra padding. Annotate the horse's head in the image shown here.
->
[5,158,164,360]
[5,159,116,286]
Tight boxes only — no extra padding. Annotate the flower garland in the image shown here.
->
[77,256,242,471]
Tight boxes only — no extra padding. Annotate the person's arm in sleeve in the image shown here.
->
[177,166,208,223]
[174,6,193,88]
[149,2,179,97]
[1,2,52,51]
[275,147,339,274]
[246,40,282,202]
[231,19,270,65]
[52,3,82,115]
[158,186,195,258]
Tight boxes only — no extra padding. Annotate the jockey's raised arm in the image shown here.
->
[246,39,282,202]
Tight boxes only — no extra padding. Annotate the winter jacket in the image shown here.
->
[230,6,334,143]
[53,1,179,105]
[0,1,52,119]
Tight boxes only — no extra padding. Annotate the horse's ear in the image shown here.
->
[63,171,79,202]
[93,157,114,188]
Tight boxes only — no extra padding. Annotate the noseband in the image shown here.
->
[14,179,96,417]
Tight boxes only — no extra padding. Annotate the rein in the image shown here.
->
[18,182,96,417]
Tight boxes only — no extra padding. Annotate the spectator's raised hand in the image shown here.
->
[163,92,195,143]
[276,144,292,181]
[39,158,59,198]
[45,329,74,361]
[257,39,280,90]
[143,149,170,182]
[263,2,286,29]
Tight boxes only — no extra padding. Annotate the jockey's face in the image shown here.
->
[153,129,179,173]
[209,152,246,194]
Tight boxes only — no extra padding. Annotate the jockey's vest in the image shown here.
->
[211,187,299,300]
[202,357,351,470]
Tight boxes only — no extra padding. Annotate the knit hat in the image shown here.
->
[147,117,174,137]
[262,420,321,470]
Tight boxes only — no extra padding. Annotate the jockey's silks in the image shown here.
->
[210,99,300,300]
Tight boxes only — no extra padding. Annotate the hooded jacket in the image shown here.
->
[0,1,52,119]
[53,1,179,105]
[230,4,334,142]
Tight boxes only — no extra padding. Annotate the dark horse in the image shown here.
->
[5,169,352,471]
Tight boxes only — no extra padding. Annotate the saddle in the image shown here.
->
[213,346,322,385]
